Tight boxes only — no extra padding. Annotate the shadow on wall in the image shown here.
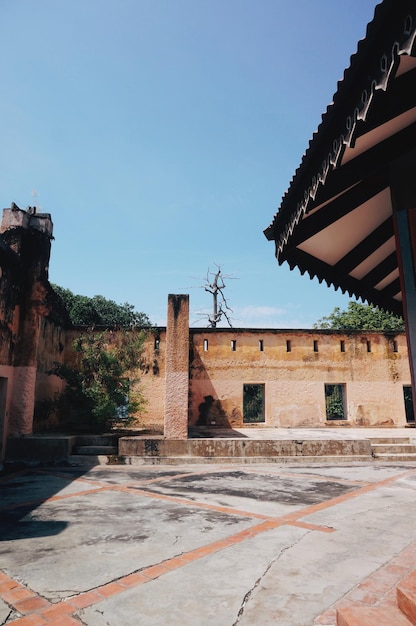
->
[189,347,242,428]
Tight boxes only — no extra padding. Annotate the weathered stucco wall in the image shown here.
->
[23,323,413,434]
[35,317,67,417]
[189,329,410,428]
[134,329,166,432]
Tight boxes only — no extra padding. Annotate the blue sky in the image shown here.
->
[0,0,378,327]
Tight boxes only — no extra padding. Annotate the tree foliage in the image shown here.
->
[314,301,405,332]
[52,285,150,327]
[53,328,148,432]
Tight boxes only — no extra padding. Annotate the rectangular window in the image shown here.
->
[286,339,291,352]
[154,338,160,350]
[259,339,264,352]
[313,340,319,353]
[393,340,398,353]
[367,340,371,353]
[203,339,209,352]
[340,340,345,353]
[231,340,237,351]
[115,378,130,421]
[325,384,346,420]
[243,384,265,423]
[403,386,414,423]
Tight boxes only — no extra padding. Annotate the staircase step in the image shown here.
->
[68,454,117,467]
[75,435,119,446]
[120,454,372,466]
[372,444,416,454]
[337,606,412,626]
[398,570,416,625]
[372,453,416,461]
[73,445,117,455]
[370,438,411,444]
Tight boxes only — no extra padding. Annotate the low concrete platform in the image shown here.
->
[118,427,416,465]
[5,428,416,467]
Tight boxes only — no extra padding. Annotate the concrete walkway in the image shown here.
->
[1,459,416,625]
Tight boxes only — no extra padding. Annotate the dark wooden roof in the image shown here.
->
[264,0,416,316]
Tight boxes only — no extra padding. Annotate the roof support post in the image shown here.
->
[391,149,416,424]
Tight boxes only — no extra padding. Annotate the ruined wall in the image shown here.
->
[189,329,410,428]
[130,328,165,432]
[35,317,67,409]
[62,327,167,433]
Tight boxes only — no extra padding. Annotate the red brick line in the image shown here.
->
[118,485,338,533]
[0,485,115,512]
[241,466,371,487]
[0,520,283,624]
[120,485,273,520]
[314,541,416,624]
[31,466,239,494]
[279,468,416,524]
[0,469,29,483]
[3,469,414,624]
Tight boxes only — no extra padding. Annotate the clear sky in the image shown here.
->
[0,0,379,328]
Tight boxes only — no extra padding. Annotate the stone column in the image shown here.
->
[164,294,189,439]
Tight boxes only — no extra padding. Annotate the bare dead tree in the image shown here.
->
[200,265,236,328]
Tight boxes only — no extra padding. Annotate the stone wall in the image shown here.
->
[188,329,410,428]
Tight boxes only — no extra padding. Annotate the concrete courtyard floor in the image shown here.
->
[2,454,416,625]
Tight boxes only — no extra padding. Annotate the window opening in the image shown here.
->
[404,386,414,423]
[203,339,209,352]
[115,378,130,422]
[231,340,237,351]
[154,338,160,350]
[243,384,265,423]
[393,340,398,353]
[286,339,291,352]
[340,340,345,353]
[259,340,264,352]
[313,340,319,352]
[325,384,346,420]
[367,340,371,353]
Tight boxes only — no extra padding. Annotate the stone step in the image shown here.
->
[371,444,416,454]
[372,453,416,461]
[75,435,119,446]
[370,437,411,444]
[337,606,413,625]
[119,437,372,459]
[120,455,373,466]
[397,570,416,625]
[73,445,118,455]
[68,454,118,467]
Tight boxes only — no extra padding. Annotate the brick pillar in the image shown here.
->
[165,294,189,439]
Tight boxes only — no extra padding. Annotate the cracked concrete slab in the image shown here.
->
[79,525,308,626]
[1,463,416,625]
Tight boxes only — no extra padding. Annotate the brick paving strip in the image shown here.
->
[314,542,416,625]
[1,467,416,625]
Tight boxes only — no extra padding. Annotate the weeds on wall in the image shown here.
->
[52,328,148,433]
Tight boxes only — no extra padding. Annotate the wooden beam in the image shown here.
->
[308,122,416,212]
[283,170,388,250]
[284,247,403,316]
[334,217,393,275]
[360,251,397,289]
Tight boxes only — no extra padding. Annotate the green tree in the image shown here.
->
[52,285,150,327]
[53,328,148,432]
[314,301,404,332]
